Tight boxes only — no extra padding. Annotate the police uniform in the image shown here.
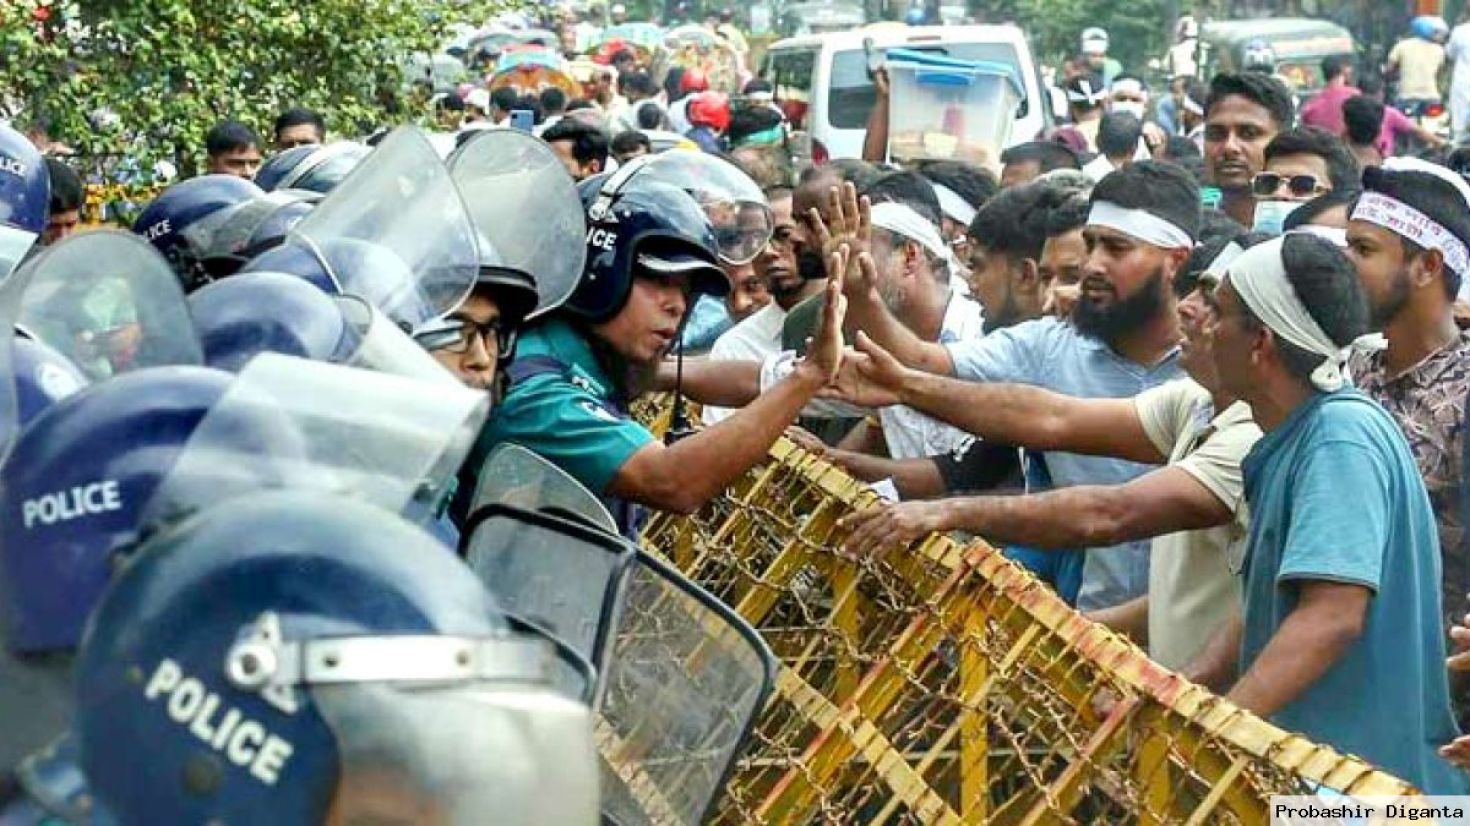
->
[470,318,652,535]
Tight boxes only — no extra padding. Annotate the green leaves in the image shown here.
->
[0,0,507,176]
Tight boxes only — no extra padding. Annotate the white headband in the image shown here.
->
[1206,241,1244,273]
[1110,78,1146,99]
[1287,224,1348,248]
[1383,156,1470,204]
[1351,191,1470,277]
[1086,200,1195,250]
[870,201,949,260]
[1066,80,1105,105]
[1227,237,1348,392]
[930,183,977,228]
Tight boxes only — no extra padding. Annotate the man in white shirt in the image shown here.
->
[1448,12,1470,143]
[704,189,822,422]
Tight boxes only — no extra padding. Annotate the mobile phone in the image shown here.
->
[864,38,884,79]
[509,109,534,132]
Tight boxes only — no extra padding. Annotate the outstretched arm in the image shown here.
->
[831,332,1164,464]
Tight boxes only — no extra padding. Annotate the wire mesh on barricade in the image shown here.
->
[630,396,1417,825]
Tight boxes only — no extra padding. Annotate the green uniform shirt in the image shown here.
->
[479,318,654,497]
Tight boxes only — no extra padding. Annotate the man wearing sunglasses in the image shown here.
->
[1250,127,1361,235]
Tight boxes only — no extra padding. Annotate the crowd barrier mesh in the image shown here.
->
[629,397,1416,825]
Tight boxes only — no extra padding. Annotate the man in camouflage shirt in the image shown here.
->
[1345,160,1470,684]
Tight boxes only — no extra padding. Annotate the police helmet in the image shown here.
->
[254,142,371,194]
[242,238,435,331]
[0,366,239,654]
[11,336,86,427]
[133,175,265,289]
[76,492,597,824]
[0,123,49,274]
[189,272,359,372]
[567,161,727,323]
[176,189,321,281]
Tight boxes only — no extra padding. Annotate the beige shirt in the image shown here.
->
[1134,380,1261,670]
[1390,37,1447,101]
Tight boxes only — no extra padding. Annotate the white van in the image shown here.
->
[761,25,1049,163]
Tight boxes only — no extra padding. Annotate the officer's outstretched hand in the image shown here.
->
[824,329,908,409]
[797,243,849,388]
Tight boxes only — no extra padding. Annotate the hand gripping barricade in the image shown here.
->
[443,129,587,362]
[243,126,480,335]
[0,122,49,278]
[461,444,777,826]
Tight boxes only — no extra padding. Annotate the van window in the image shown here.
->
[766,48,817,130]
[828,42,1021,129]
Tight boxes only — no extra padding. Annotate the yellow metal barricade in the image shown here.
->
[633,406,1416,824]
[81,183,162,228]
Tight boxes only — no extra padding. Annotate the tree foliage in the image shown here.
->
[985,0,1167,73]
[0,0,506,176]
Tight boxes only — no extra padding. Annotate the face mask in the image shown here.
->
[1110,100,1146,119]
[1251,200,1302,235]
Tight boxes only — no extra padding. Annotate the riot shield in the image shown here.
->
[140,352,487,532]
[447,130,585,320]
[286,126,480,328]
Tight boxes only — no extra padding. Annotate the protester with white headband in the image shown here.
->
[1344,160,1470,710]
[913,160,997,250]
[1200,232,1465,794]
[833,161,1197,609]
[838,231,1265,669]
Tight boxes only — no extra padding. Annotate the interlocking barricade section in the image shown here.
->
[630,397,1417,824]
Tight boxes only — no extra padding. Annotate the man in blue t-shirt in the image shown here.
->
[1203,233,1465,794]
[836,161,1198,611]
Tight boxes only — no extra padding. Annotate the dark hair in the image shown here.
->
[610,48,636,66]
[971,180,1079,262]
[205,120,260,156]
[635,101,666,129]
[663,66,686,100]
[565,99,597,113]
[610,129,651,157]
[490,87,520,113]
[862,170,943,227]
[620,70,657,98]
[541,120,610,168]
[1264,126,1360,192]
[1176,230,1270,297]
[272,108,324,142]
[1162,135,1201,161]
[743,78,773,95]
[1281,187,1358,231]
[1097,112,1143,158]
[1322,54,1352,82]
[539,87,568,115]
[1360,164,1470,296]
[727,104,783,146]
[915,159,999,211]
[1043,194,1090,238]
[517,95,545,123]
[1342,96,1384,146]
[1358,75,1385,97]
[729,145,794,190]
[1090,160,1201,241]
[1238,235,1370,382]
[1185,79,1209,111]
[1199,208,1246,243]
[45,157,83,214]
[1205,72,1294,130]
[1000,140,1081,172]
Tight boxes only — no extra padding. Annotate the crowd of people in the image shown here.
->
[9,6,1470,820]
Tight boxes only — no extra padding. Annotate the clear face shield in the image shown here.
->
[333,295,461,387]
[633,149,773,265]
[447,131,586,321]
[462,445,775,825]
[140,352,487,533]
[0,223,37,279]
[179,190,321,279]
[287,127,480,330]
[220,613,600,826]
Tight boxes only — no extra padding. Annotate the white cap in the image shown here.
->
[612,3,626,12]
[465,88,492,112]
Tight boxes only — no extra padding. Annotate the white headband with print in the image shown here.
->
[1086,200,1195,250]
[930,183,977,227]
[870,201,949,260]
[1227,237,1347,392]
